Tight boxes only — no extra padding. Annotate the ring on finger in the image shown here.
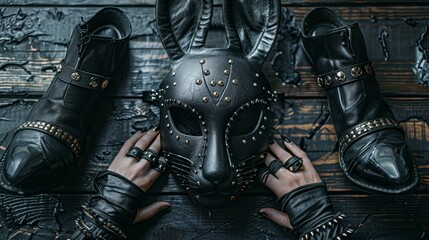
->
[125,146,144,161]
[267,159,284,176]
[154,159,168,173]
[140,149,159,167]
[284,156,303,173]
[259,167,270,184]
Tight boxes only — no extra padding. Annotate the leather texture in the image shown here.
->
[155,0,280,209]
[0,7,132,194]
[279,182,353,239]
[301,8,419,194]
[72,171,144,239]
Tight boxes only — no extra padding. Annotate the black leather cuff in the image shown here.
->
[278,182,352,239]
[90,171,144,227]
[73,170,144,239]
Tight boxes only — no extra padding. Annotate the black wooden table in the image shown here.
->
[0,1,428,239]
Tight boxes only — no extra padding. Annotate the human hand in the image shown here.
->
[259,138,322,229]
[108,129,170,223]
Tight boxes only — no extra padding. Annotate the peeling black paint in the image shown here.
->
[299,101,331,151]
[370,15,378,24]
[0,61,31,75]
[271,8,301,85]
[40,64,58,73]
[377,28,389,61]
[404,17,418,27]
[413,25,429,87]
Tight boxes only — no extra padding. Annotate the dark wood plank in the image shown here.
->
[0,193,427,239]
[1,7,429,97]
[0,3,428,240]
[3,0,429,6]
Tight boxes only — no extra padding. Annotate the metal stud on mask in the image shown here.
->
[154,0,280,209]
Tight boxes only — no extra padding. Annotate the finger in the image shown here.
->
[134,168,162,191]
[134,130,159,152]
[133,202,170,223]
[283,141,315,171]
[116,131,145,159]
[269,141,293,163]
[264,152,276,165]
[260,208,292,229]
[283,140,306,159]
[265,152,294,180]
[135,134,161,172]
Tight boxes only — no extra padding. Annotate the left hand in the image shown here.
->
[108,129,169,223]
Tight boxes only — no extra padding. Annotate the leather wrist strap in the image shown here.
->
[316,61,374,88]
[57,60,111,90]
[278,182,353,239]
[74,171,145,239]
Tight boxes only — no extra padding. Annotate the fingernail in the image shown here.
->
[152,125,160,131]
[160,205,170,211]
[269,139,274,144]
[259,211,267,217]
[139,127,147,133]
[282,135,291,143]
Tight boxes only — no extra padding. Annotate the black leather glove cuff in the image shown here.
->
[278,182,353,239]
[73,170,144,239]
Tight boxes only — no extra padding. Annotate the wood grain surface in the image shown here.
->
[0,1,428,239]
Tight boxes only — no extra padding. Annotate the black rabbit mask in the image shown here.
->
[155,0,280,209]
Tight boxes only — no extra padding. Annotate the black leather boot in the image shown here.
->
[301,8,419,194]
[0,7,131,194]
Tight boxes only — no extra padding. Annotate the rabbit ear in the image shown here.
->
[156,0,213,61]
[223,0,280,67]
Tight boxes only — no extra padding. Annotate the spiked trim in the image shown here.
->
[299,213,354,240]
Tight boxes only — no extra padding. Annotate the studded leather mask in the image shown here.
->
[153,0,280,209]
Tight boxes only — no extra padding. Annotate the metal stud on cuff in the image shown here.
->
[126,146,144,161]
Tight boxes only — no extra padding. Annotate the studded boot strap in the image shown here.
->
[57,61,111,90]
[16,121,81,158]
[339,117,404,154]
[316,62,374,88]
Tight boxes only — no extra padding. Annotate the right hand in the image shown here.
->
[260,139,322,229]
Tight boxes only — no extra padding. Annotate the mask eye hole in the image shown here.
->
[229,107,262,136]
[169,107,202,136]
